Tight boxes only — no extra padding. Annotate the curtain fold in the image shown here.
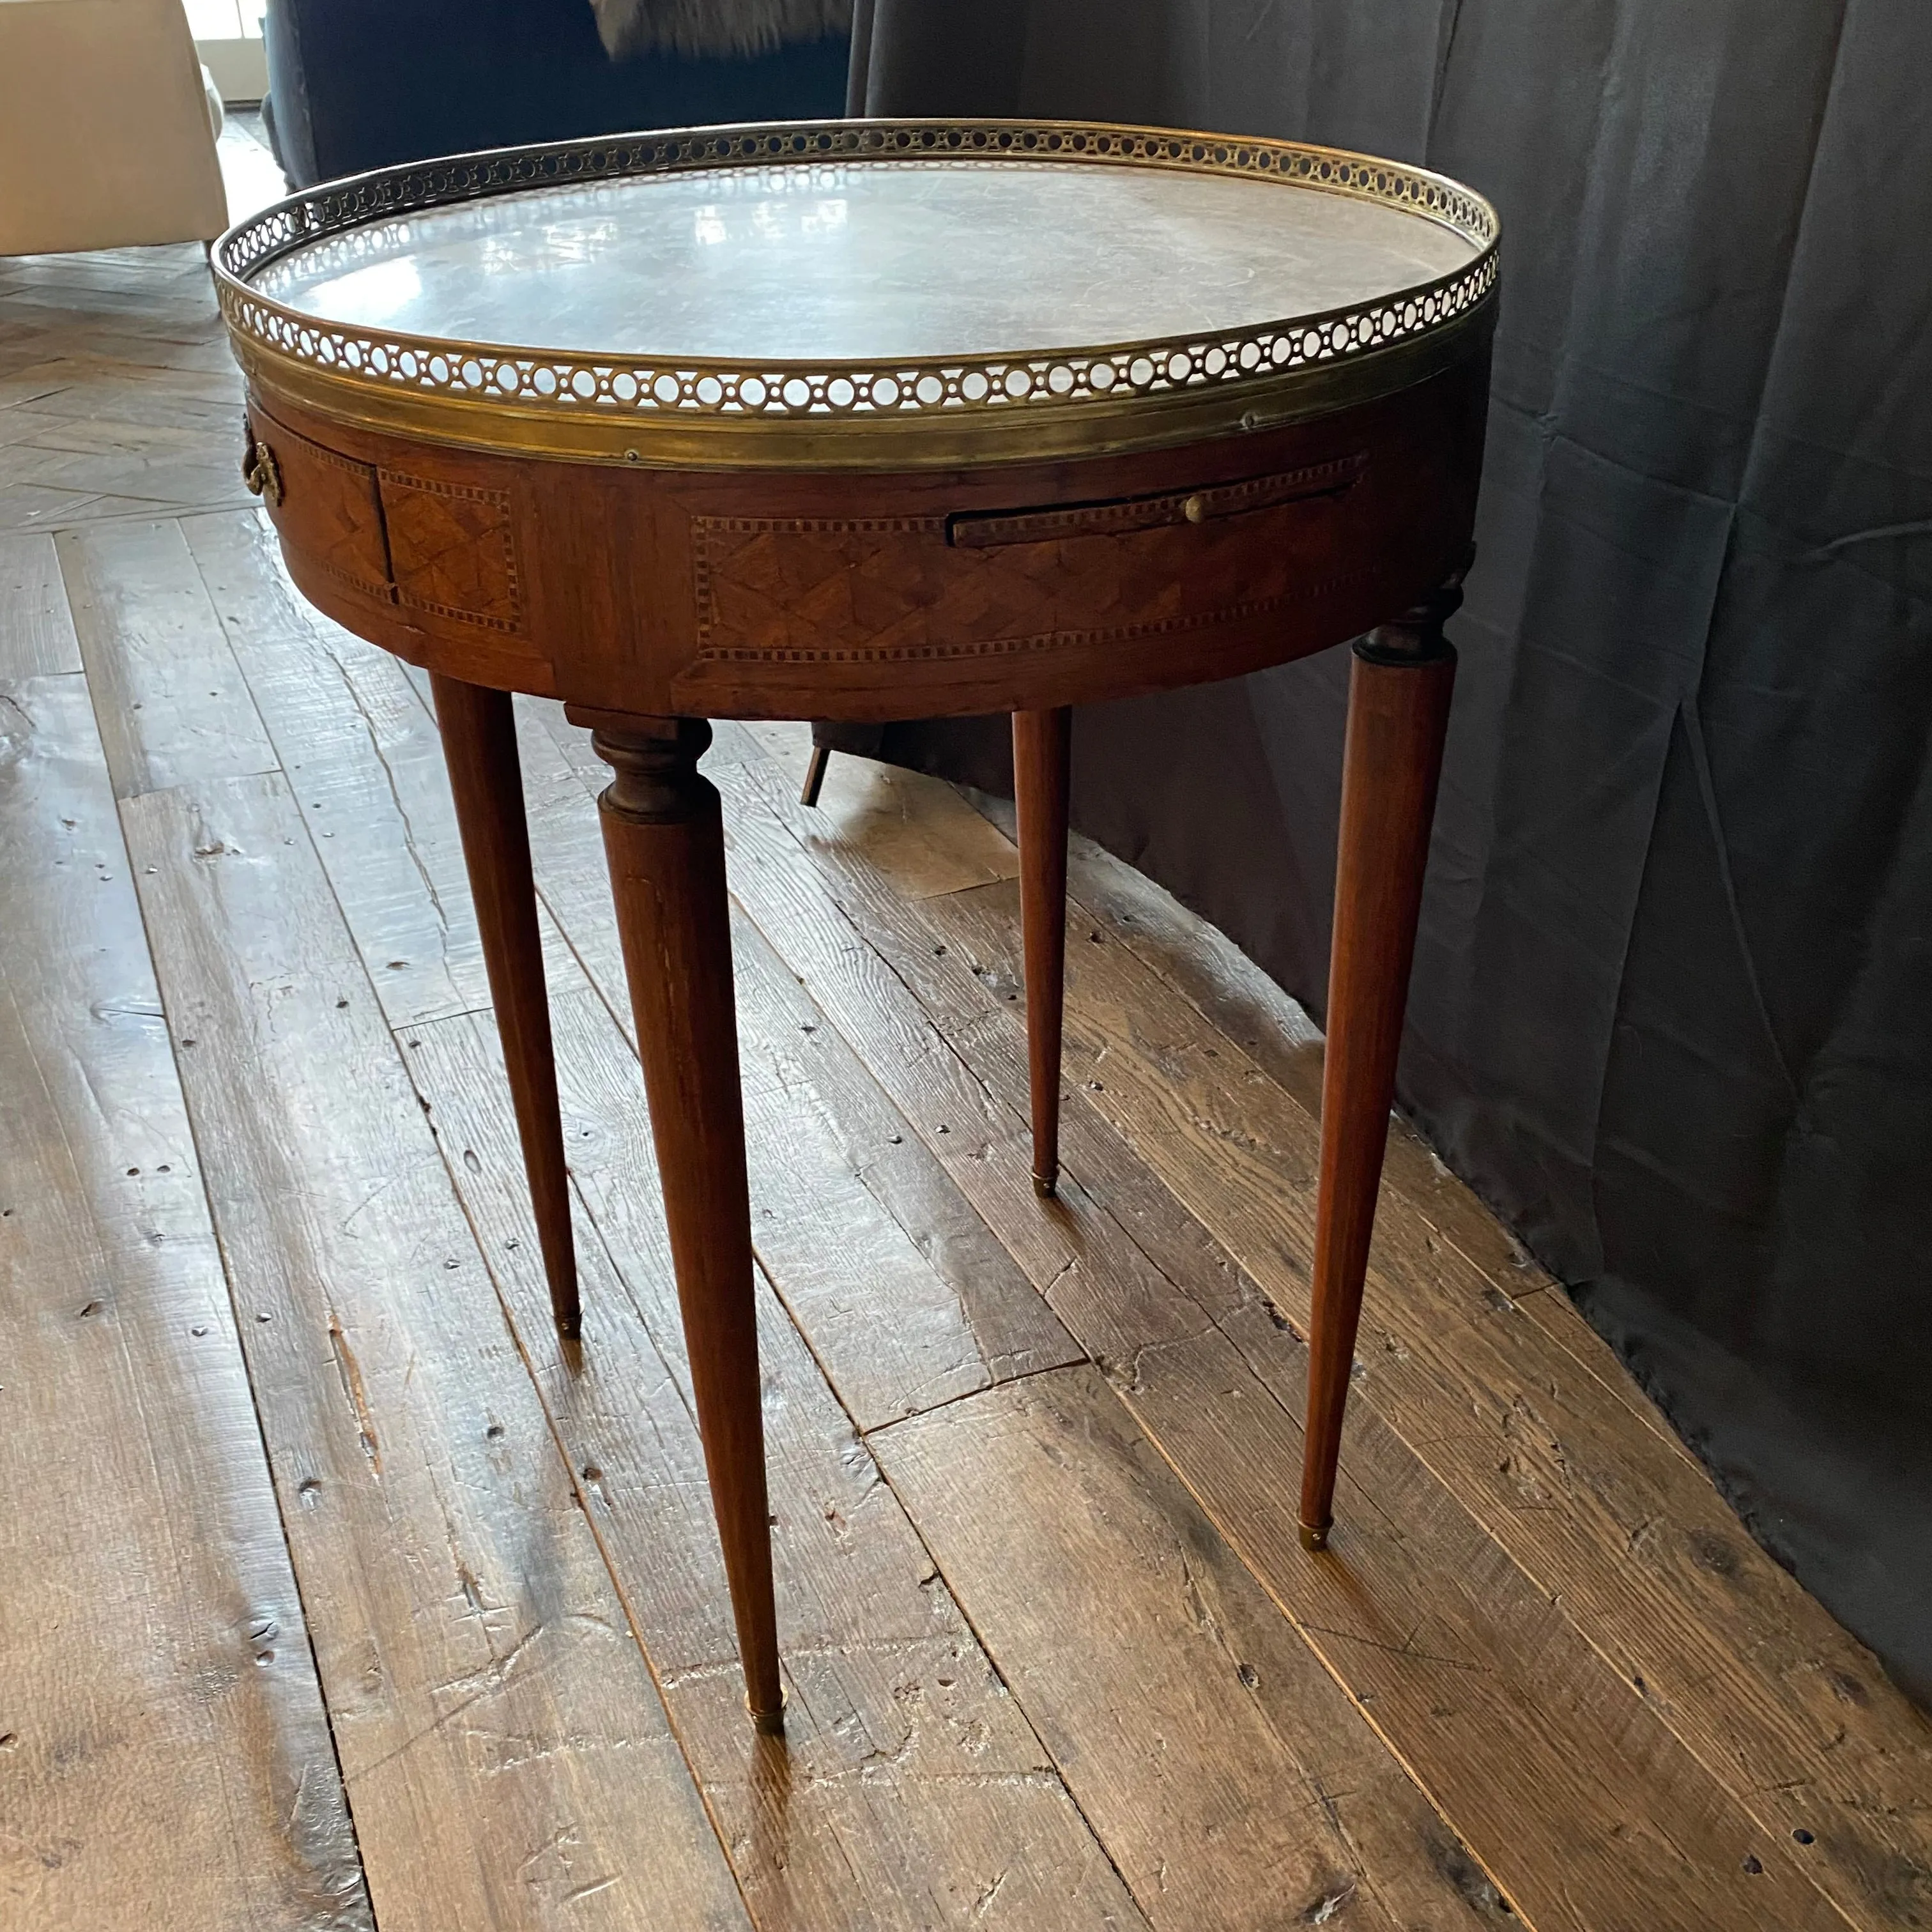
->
[848,0,1932,1705]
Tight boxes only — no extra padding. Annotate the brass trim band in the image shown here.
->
[215,118,1501,473]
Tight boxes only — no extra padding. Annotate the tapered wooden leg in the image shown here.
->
[799,719,887,808]
[799,743,832,808]
[575,709,784,1731]
[429,673,578,1338]
[1014,707,1071,1197]
[1299,579,1460,1551]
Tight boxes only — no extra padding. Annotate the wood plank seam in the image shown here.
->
[847,1453,1192,1929]
[377,659,1081,1426]
[903,866,1932,1918]
[669,730,1894,1932]
[759,747,1932,1921]
[251,632,1153,1926]
[413,1041,778,1926]
[1,656,372,1926]
[138,521,767,1918]
[1000,799,1729,1494]
[94,438,1916,1932]
[1026,817,1717,1471]
[401,997,1162,1929]
[408,843,1162,1925]
[520,709,1554,1922]
[115,767,753,1932]
[435,1063,1187,1932]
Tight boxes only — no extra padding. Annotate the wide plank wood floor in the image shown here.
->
[2,119,1928,1932]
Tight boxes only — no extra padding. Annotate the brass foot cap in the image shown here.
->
[1032,1172,1058,1199]
[746,1689,787,1736]
[1299,1522,1331,1553]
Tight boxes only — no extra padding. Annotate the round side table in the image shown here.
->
[215,118,1499,1731]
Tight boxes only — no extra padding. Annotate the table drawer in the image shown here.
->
[244,408,392,604]
[691,450,1374,672]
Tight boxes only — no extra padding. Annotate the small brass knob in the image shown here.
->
[1182,493,1208,524]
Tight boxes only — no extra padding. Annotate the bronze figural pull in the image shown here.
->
[241,433,284,507]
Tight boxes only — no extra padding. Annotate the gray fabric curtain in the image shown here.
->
[847,0,1932,1703]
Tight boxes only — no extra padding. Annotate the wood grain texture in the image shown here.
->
[13,219,1922,1932]
[999,824,1932,1928]
[58,518,275,797]
[180,507,577,1028]
[249,417,390,604]
[988,797,1724,1467]
[583,711,782,1727]
[742,717,1019,900]
[1033,818,1565,1328]
[686,461,1362,662]
[429,672,578,1337]
[381,470,524,634]
[1,410,233,461]
[1,442,249,517]
[442,676,1932,1932]
[995,795,1890,1618]
[242,362,1485,723]
[875,1367,1514,1932]
[6,376,242,436]
[0,242,252,537]
[1013,707,1071,1193]
[919,872,1932,1931]
[1031,799,1885,1724]
[225,264,1489,1865]
[0,532,80,675]
[726,907,1087,1428]
[519,703,1082,1433]
[0,668,367,1932]
[119,769,749,1932]
[1303,638,1457,1541]
[689,738,1874,1932]
[1015,818,1721,1475]
[402,994,1156,1932]
[184,583,1075,1439]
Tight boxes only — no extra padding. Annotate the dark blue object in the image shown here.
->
[261,0,850,188]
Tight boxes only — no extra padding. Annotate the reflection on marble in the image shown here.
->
[254,160,1478,362]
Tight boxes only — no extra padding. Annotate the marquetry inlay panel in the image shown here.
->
[378,473,525,633]
[255,417,392,601]
[691,477,1368,667]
